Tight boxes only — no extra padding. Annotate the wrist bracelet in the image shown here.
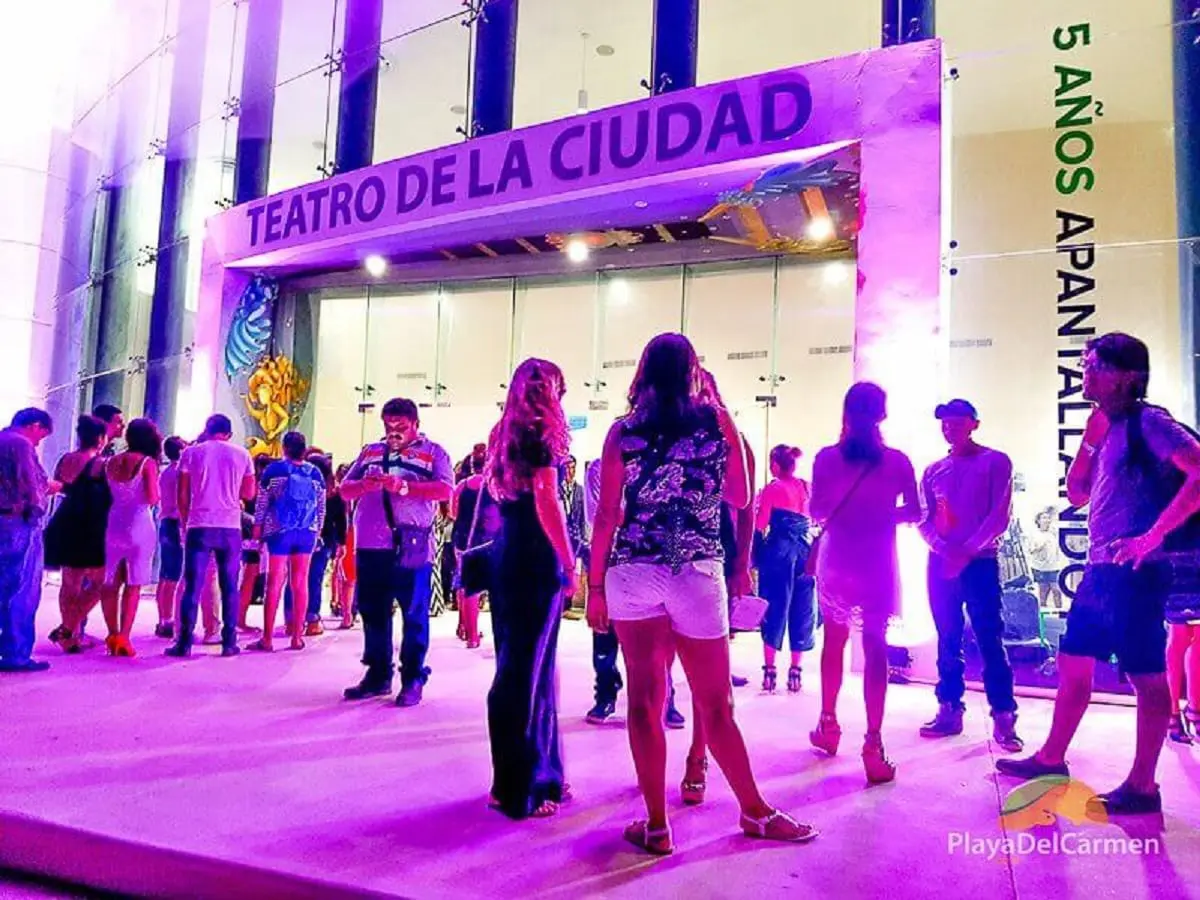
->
[1080,441,1097,455]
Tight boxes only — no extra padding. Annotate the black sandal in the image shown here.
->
[787,666,802,693]
[762,665,777,693]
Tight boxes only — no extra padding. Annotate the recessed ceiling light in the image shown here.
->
[311,140,326,151]
[596,44,615,56]
[365,255,387,277]
[567,239,589,263]
[449,104,468,115]
[806,217,835,242]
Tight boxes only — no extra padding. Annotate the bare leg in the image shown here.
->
[820,618,851,717]
[260,556,288,650]
[1187,627,1200,711]
[100,576,121,637]
[674,633,772,820]
[1167,624,1189,713]
[861,621,889,734]
[462,590,481,644]
[1126,673,1172,793]
[119,584,141,638]
[238,561,260,629]
[57,569,80,632]
[155,579,176,626]
[1038,652,1095,764]
[614,617,674,831]
[288,553,312,649]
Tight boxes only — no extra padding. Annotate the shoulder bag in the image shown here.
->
[804,459,877,578]
[458,483,496,597]
[380,449,434,570]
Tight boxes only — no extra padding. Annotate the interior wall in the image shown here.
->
[307,258,856,477]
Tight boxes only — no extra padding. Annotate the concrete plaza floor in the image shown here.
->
[1,586,1198,899]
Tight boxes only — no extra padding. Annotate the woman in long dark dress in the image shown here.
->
[485,358,577,819]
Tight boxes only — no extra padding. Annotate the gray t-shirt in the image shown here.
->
[344,436,454,551]
[180,440,254,531]
[1088,404,1194,564]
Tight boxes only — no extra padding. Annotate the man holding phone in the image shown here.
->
[340,398,454,707]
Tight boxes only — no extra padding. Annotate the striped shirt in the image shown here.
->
[253,459,327,538]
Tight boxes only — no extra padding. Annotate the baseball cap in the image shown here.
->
[935,399,978,421]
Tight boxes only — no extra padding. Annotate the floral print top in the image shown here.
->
[611,408,728,573]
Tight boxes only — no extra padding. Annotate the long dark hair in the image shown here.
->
[839,382,887,464]
[486,358,570,501]
[626,333,706,431]
[125,418,163,459]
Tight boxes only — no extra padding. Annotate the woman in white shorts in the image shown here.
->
[103,418,162,657]
[588,332,816,856]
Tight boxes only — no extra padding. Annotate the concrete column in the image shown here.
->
[233,0,284,205]
[335,0,384,172]
[650,0,698,95]
[470,0,519,136]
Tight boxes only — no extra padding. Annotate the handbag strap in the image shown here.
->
[380,448,399,534]
[464,479,485,548]
[821,458,878,530]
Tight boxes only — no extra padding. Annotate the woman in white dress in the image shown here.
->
[807,383,919,784]
[102,418,162,657]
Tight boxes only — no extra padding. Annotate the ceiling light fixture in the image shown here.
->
[596,44,615,57]
[567,239,590,263]
[576,32,591,114]
[806,217,835,242]
[365,254,387,277]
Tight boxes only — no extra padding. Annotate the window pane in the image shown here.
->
[513,0,652,127]
[374,8,471,162]
[697,0,881,84]
[311,291,368,462]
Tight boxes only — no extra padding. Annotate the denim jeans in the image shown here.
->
[357,549,431,687]
[928,555,1017,713]
[756,510,816,653]
[284,543,332,623]
[593,628,623,705]
[178,527,241,650]
[0,516,44,666]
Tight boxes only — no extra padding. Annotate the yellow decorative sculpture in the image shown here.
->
[243,355,309,457]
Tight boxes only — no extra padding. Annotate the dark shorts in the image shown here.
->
[242,548,261,566]
[1032,569,1060,586]
[266,530,318,556]
[158,519,183,582]
[1060,562,1168,675]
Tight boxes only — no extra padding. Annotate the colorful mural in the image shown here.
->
[223,274,311,456]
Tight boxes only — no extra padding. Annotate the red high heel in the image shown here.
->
[862,732,897,784]
[809,712,842,756]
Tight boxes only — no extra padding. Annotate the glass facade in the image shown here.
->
[7,0,1198,692]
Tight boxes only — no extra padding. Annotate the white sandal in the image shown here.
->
[623,819,674,856]
[740,809,818,843]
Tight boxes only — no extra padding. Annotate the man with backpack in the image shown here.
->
[250,431,326,652]
[340,398,454,708]
[997,333,1200,815]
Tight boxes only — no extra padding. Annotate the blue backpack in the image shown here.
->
[277,462,322,532]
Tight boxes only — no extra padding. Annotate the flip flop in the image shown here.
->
[246,639,274,653]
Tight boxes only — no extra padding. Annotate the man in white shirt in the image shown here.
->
[166,414,255,658]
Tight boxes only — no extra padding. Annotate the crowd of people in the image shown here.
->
[0,329,1196,851]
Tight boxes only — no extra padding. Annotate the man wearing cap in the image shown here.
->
[918,398,1022,751]
[997,332,1200,815]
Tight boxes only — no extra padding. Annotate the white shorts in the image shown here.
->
[605,559,729,640]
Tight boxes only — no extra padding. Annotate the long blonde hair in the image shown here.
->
[486,358,570,500]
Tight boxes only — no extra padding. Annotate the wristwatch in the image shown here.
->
[397,479,410,497]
